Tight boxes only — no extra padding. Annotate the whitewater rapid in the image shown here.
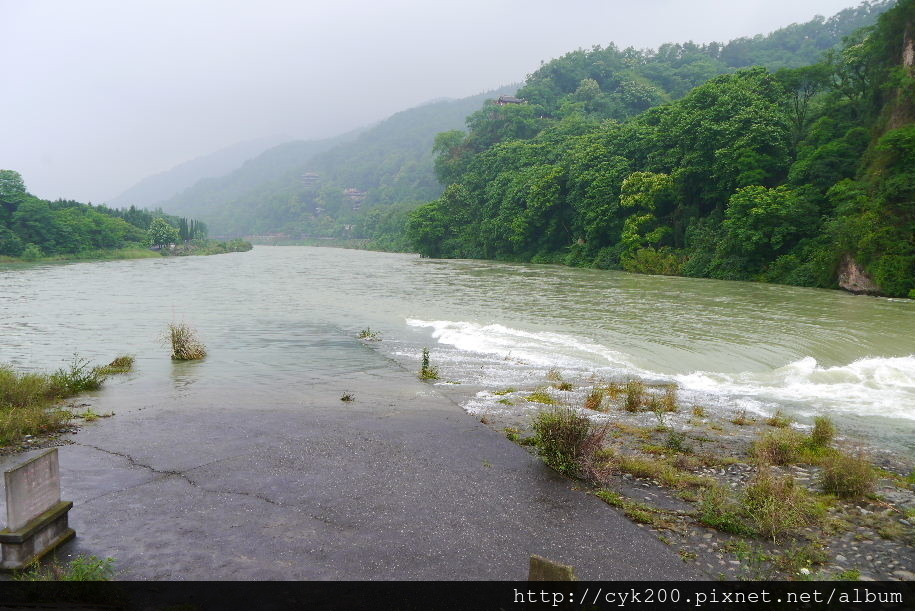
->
[404,319,915,422]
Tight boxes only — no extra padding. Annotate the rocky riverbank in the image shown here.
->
[451,371,915,581]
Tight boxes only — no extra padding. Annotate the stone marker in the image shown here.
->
[0,448,75,570]
[528,554,578,581]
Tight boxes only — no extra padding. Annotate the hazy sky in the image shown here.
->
[1,0,867,203]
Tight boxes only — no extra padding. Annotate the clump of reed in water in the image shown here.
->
[166,323,207,360]
[96,355,135,375]
[419,347,439,380]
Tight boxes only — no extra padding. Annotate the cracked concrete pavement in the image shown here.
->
[0,352,705,580]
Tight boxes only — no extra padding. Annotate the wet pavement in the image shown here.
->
[0,358,704,580]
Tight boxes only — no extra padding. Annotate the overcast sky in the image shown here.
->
[1,0,867,203]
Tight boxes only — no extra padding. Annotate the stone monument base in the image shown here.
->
[0,500,74,571]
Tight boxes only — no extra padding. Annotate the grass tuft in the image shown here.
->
[583,388,605,411]
[742,467,823,542]
[15,555,115,581]
[818,452,876,498]
[595,490,677,529]
[0,354,125,446]
[810,416,836,448]
[96,355,134,375]
[765,410,792,428]
[623,380,645,412]
[699,486,751,536]
[664,431,692,454]
[753,428,806,465]
[661,384,678,412]
[0,367,70,447]
[166,323,207,360]
[731,409,752,426]
[526,389,558,405]
[699,468,823,543]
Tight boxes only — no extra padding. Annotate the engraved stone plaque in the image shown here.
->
[4,448,61,532]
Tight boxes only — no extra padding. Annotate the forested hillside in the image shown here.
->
[0,169,204,260]
[408,0,915,297]
[155,132,361,233]
[158,89,514,240]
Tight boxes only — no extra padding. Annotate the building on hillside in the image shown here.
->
[302,172,320,188]
[496,95,526,106]
[343,188,367,211]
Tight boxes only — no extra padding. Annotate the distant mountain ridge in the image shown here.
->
[107,136,290,208]
[157,87,518,236]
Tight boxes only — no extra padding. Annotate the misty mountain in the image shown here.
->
[107,136,290,208]
[158,88,516,236]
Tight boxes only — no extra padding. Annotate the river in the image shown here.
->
[1,245,913,456]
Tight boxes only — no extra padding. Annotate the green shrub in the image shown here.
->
[621,247,685,276]
[50,354,106,394]
[532,407,607,478]
[818,452,875,498]
[20,243,43,261]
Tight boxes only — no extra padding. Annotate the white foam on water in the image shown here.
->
[406,319,641,372]
[676,355,915,420]
[406,319,915,422]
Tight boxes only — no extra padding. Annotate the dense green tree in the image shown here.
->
[717,185,820,270]
[12,199,58,251]
[0,170,26,205]
[147,217,180,248]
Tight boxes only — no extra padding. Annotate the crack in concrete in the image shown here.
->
[73,442,283,508]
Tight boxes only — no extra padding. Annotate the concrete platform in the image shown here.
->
[1,358,705,580]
